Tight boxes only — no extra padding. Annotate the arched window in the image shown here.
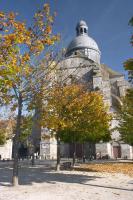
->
[84,28,87,33]
[85,48,88,56]
[80,28,83,34]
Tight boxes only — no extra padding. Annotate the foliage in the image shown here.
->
[124,17,133,84]
[118,17,133,146]
[0,127,6,145]
[129,17,133,45]
[117,89,133,145]
[19,115,33,142]
[75,163,133,177]
[124,58,133,84]
[0,4,60,108]
[42,84,112,143]
[0,3,60,139]
[0,3,60,185]
[0,119,14,145]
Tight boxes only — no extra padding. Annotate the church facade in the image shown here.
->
[1,21,132,160]
[40,20,133,160]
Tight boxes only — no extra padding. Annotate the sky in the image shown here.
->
[0,0,133,74]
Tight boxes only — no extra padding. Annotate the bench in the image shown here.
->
[62,162,72,170]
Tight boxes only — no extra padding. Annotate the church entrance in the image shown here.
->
[113,145,121,158]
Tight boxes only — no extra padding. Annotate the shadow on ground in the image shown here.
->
[0,162,132,192]
[0,163,101,186]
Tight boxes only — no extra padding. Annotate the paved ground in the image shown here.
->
[0,161,133,200]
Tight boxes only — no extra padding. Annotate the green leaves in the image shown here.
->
[124,58,133,84]
[0,128,6,145]
[118,17,133,146]
[19,115,33,142]
[117,89,133,145]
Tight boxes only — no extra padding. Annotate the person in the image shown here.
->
[83,155,86,163]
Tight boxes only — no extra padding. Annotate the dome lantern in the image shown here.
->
[76,20,88,36]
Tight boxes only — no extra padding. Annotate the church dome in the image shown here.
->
[67,35,99,53]
[66,20,101,64]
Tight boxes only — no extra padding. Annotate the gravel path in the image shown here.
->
[0,163,133,200]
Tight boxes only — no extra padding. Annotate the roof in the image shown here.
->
[66,35,100,54]
[76,20,87,28]
[101,64,123,78]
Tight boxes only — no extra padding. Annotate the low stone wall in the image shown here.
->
[0,139,12,160]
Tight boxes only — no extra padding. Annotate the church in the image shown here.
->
[40,20,133,160]
[0,20,133,160]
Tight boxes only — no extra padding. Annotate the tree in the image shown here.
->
[118,17,133,146]
[0,122,7,145]
[19,115,33,142]
[117,91,133,145]
[42,84,112,170]
[0,3,59,185]
[0,119,14,145]
[124,17,133,84]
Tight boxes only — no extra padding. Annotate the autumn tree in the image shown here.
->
[124,17,133,84]
[0,3,59,185]
[117,92,133,145]
[42,84,112,170]
[19,115,33,142]
[0,121,7,145]
[118,17,133,146]
[0,118,15,145]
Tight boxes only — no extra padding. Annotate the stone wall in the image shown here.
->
[40,140,50,159]
[96,143,108,157]
[40,138,57,159]
[49,138,57,159]
[0,139,12,159]
[121,144,131,159]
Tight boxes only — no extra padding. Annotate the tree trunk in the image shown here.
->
[82,142,85,163]
[56,133,61,171]
[31,152,35,166]
[72,142,76,167]
[30,141,35,166]
[12,94,22,186]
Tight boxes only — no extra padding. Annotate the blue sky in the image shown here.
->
[0,0,133,74]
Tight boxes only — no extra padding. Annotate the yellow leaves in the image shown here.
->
[51,34,60,42]
[22,53,30,63]
[14,22,25,31]
[30,39,44,54]
[0,12,5,18]
[8,12,15,20]
[76,163,133,177]
[42,84,112,142]
[23,65,32,76]
[11,57,17,66]
[7,34,16,41]
[48,16,54,23]
[1,18,31,46]
[1,78,13,89]
[45,25,52,34]
[16,33,25,44]
[44,37,54,45]
[43,3,50,14]
[4,33,16,45]
[4,29,9,33]
[0,4,59,102]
